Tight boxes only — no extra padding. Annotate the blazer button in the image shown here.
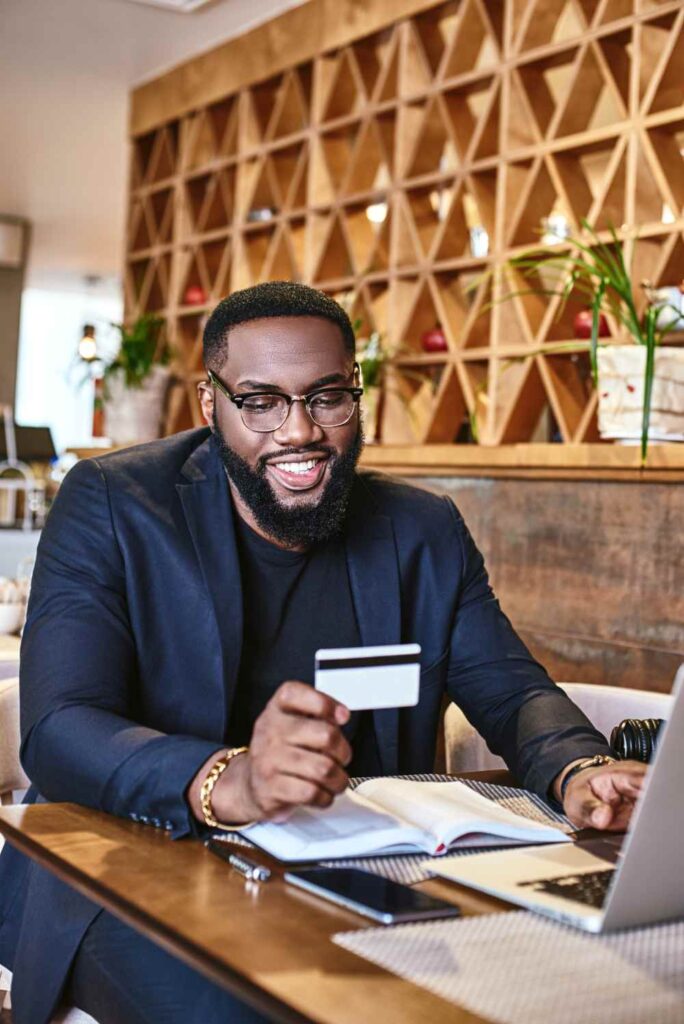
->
[130,813,139,822]
[164,821,174,831]
[140,815,150,824]
[152,818,161,828]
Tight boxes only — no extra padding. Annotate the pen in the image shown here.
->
[227,852,272,883]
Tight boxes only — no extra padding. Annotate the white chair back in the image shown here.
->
[0,635,20,681]
[445,681,674,774]
[0,677,29,804]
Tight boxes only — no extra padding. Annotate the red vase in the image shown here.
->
[421,325,448,353]
[184,284,207,307]
[574,309,609,339]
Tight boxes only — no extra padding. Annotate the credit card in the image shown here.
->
[314,644,421,711]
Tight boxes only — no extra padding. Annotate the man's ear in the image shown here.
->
[197,380,214,428]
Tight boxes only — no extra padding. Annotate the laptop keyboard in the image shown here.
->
[520,868,615,908]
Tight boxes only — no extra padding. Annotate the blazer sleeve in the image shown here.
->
[443,499,611,800]
[19,458,222,838]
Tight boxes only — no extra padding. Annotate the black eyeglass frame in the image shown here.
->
[206,364,364,433]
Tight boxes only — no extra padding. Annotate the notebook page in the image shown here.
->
[355,779,569,846]
[243,790,429,860]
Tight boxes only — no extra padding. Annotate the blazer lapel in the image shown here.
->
[176,437,243,738]
[345,482,402,774]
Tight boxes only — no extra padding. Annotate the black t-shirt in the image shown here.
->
[227,516,381,775]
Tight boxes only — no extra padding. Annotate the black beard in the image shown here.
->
[211,410,364,548]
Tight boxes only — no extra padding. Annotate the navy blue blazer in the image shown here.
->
[0,428,609,1023]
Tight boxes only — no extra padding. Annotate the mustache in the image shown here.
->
[257,444,337,473]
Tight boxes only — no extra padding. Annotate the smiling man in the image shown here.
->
[0,281,646,1024]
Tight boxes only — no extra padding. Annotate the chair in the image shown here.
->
[0,634,20,681]
[0,678,98,1024]
[445,681,675,774]
[0,677,28,808]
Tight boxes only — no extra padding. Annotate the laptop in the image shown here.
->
[428,665,684,933]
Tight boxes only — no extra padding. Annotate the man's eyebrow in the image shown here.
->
[236,380,281,391]
[236,371,351,392]
[309,371,350,388]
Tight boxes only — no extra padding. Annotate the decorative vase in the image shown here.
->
[0,603,23,635]
[360,385,382,442]
[597,346,684,442]
[421,325,448,353]
[184,284,207,306]
[361,386,382,444]
[104,366,171,445]
[574,309,610,339]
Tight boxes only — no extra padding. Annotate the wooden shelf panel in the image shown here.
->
[123,0,684,445]
[360,443,684,481]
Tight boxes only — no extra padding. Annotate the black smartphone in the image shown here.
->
[284,867,461,925]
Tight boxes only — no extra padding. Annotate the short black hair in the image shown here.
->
[203,281,356,370]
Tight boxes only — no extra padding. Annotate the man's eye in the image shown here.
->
[310,390,345,408]
[242,396,281,412]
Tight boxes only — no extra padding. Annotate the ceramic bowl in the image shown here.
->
[0,603,23,635]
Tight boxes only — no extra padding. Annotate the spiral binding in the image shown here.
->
[610,718,664,763]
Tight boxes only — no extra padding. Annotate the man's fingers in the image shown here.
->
[274,680,349,725]
[574,793,621,831]
[285,716,353,766]
[563,760,648,831]
[262,773,336,812]
[590,769,644,803]
[279,747,349,796]
[585,800,613,829]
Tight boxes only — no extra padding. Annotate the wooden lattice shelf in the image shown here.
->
[125,0,684,446]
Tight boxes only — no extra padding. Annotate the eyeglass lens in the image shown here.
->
[240,391,356,431]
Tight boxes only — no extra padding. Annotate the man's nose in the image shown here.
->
[272,398,324,447]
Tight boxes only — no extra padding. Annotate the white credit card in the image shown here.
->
[315,644,421,711]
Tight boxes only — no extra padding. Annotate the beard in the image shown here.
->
[212,409,364,548]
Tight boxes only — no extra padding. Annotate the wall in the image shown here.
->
[413,476,684,694]
[0,0,307,293]
[0,0,305,437]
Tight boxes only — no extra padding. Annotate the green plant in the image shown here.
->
[502,220,681,461]
[105,314,170,392]
[354,321,387,388]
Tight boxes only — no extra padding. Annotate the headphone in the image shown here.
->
[610,718,664,763]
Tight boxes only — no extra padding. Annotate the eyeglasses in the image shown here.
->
[207,365,364,433]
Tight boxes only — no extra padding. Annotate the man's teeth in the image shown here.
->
[275,458,320,475]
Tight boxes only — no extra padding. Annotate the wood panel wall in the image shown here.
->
[413,474,684,693]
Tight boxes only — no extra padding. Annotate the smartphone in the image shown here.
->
[284,867,461,925]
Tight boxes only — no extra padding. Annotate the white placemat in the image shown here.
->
[334,912,684,1024]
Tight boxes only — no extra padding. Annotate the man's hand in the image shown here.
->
[188,682,352,826]
[559,759,648,831]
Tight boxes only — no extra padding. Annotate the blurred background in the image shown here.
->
[1,0,682,692]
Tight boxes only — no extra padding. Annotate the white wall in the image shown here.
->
[0,0,307,291]
[15,285,123,451]
[1,0,306,445]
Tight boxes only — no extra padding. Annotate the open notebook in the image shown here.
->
[241,778,570,862]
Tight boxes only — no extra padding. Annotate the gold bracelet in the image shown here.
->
[199,746,252,831]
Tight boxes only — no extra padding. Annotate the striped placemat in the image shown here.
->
[212,774,571,885]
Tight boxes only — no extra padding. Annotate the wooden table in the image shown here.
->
[0,774,518,1024]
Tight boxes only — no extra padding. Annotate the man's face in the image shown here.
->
[198,315,363,547]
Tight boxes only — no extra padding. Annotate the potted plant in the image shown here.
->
[101,315,172,445]
[505,221,684,461]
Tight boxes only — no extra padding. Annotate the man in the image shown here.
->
[0,282,646,1024]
